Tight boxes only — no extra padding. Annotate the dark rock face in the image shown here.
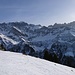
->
[14,43,35,56]
[61,55,75,67]
[43,50,60,63]
[43,42,75,68]
[0,44,6,51]
[22,44,35,56]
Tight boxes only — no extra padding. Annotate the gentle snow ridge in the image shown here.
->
[0,51,75,75]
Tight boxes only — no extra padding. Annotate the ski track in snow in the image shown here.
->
[0,51,75,75]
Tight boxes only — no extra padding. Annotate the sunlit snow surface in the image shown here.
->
[0,51,75,75]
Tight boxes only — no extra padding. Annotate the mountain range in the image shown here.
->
[0,21,75,68]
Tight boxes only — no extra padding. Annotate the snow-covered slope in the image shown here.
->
[0,51,75,75]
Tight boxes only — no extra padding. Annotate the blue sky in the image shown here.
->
[0,0,75,26]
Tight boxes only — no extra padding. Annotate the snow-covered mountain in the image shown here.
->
[0,50,75,75]
[0,21,75,67]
